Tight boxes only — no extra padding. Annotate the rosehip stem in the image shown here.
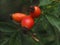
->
[28,31,40,42]
[21,27,40,42]
[28,6,34,13]
[32,35,40,42]
[21,27,30,34]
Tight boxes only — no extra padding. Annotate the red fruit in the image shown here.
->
[30,6,41,18]
[21,16,34,30]
[12,13,27,22]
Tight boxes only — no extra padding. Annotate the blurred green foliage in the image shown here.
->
[0,0,60,45]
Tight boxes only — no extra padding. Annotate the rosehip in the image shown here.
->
[30,6,41,18]
[12,13,27,22]
[21,16,34,30]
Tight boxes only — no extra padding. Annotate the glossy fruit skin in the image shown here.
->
[21,16,34,30]
[30,6,41,18]
[12,13,27,22]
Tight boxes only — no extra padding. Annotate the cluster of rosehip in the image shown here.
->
[11,6,41,42]
[11,6,41,30]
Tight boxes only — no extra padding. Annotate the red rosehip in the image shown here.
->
[12,13,27,22]
[30,6,41,18]
[21,16,34,30]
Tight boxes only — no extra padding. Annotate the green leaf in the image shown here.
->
[8,32,21,45]
[44,2,60,18]
[0,38,9,45]
[45,15,60,31]
[0,32,21,45]
[0,22,18,32]
[39,0,52,6]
